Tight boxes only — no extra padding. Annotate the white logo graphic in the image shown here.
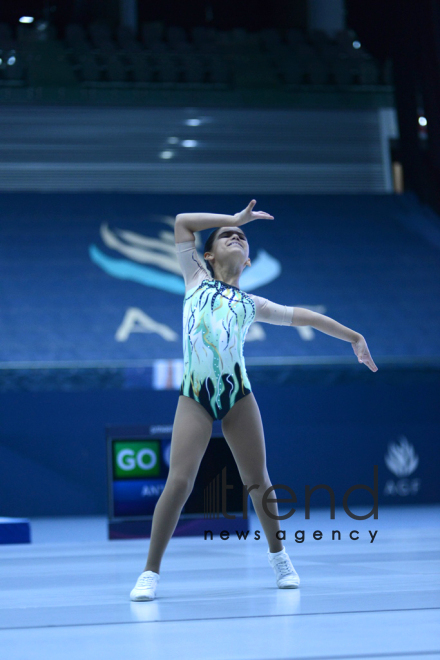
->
[384,436,419,477]
[115,308,179,343]
[90,217,327,347]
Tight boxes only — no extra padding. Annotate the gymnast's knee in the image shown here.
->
[165,472,195,498]
[242,471,271,491]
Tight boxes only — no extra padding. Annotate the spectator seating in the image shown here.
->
[0,21,392,89]
[0,22,25,83]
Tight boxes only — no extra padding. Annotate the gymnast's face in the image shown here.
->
[204,227,251,273]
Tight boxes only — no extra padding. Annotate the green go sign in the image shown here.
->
[113,441,161,478]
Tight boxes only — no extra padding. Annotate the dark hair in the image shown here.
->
[203,227,248,277]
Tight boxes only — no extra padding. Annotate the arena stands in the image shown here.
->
[0,20,392,96]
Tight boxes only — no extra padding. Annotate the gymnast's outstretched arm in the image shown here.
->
[250,297,378,373]
[295,308,378,371]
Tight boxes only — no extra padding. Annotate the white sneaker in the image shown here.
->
[130,570,160,601]
[267,547,300,588]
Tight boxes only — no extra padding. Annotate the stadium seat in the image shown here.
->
[331,57,356,85]
[308,29,331,49]
[79,56,101,82]
[65,23,87,45]
[105,55,126,82]
[259,28,283,51]
[335,28,359,53]
[191,26,218,49]
[56,22,387,91]
[141,21,165,48]
[173,40,195,53]
[318,41,340,62]
[82,22,116,58]
[0,22,16,53]
[307,57,330,85]
[358,58,379,85]
[116,26,142,53]
[3,57,25,81]
[230,27,249,43]
[0,22,13,41]
[130,54,154,83]
[194,40,219,55]
[71,40,93,58]
[294,42,315,63]
[154,54,179,83]
[88,22,113,47]
[180,54,205,83]
[167,25,188,47]
[264,43,288,69]
[205,56,229,84]
[286,28,306,47]
[95,41,117,57]
[191,26,209,43]
[280,59,304,84]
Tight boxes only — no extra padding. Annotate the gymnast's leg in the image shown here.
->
[221,392,284,553]
[143,395,213,574]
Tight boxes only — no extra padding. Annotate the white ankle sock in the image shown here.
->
[268,546,285,557]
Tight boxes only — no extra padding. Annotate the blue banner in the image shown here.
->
[1,192,439,363]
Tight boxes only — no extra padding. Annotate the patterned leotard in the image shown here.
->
[176,239,295,421]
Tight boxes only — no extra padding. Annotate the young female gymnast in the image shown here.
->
[130,199,378,601]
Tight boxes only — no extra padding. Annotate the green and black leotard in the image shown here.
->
[176,239,295,421]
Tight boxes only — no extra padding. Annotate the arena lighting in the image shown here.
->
[7,56,16,65]
[19,16,34,24]
[167,137,179,144]
[418,116,428,127]
[181,140,197,147]
[185,118,201,126]
[159,150,174,159]
[352,41,361,49]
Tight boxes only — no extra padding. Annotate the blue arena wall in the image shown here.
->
[0,192,439,517]
[0,377,438,517]
[0,191,439,364]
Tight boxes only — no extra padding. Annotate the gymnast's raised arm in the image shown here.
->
[174,199,273,243]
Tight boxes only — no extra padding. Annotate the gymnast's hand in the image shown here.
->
[351,335,378,372]
[234,199,274,226]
